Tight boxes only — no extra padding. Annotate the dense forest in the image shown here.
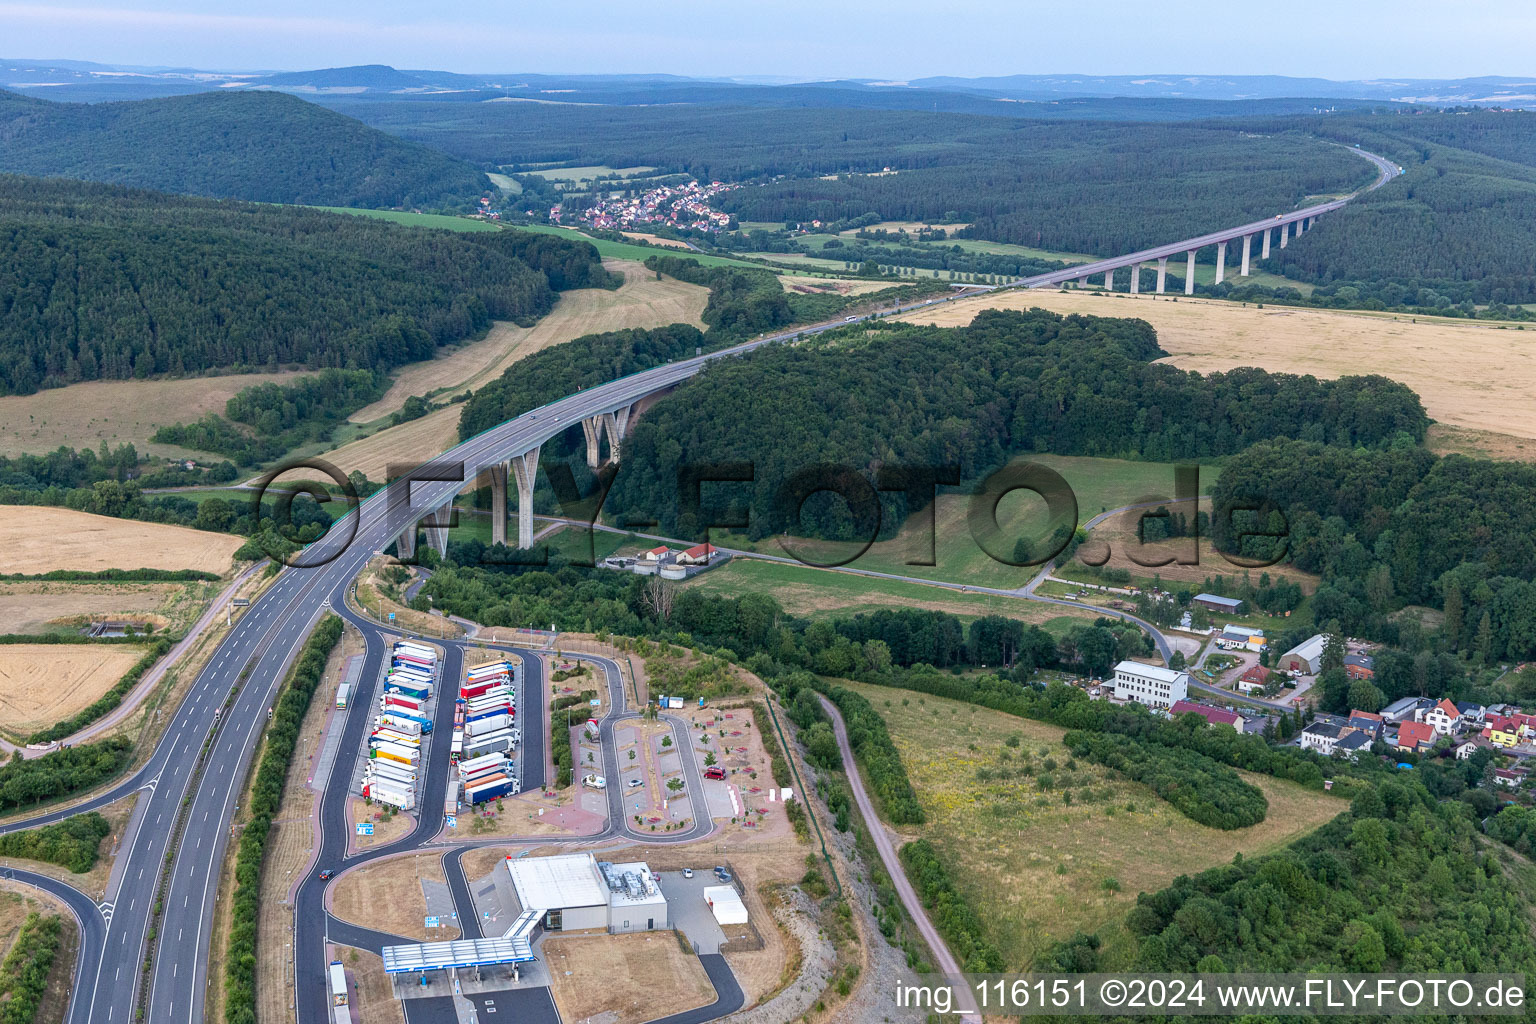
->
[1123,781,1535,977]
[603,309,1427,540]
[0,88,488,208]
[1213,439,1536,660]
[1258,111,1536,302]
[0,176,609,394]
[337,102,1370,256]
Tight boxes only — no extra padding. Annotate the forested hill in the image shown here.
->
[0,89,487,208]
[605,309,1426,540]
[0,176,609,395]
[1259,111,1536,304]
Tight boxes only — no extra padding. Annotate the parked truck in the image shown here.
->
[461,728,517,759]
[371,740,419,767]
[365,779,416,810]
[466,776,518,803]
[335,683,351,710]
[466,712,512,736]
[384,709,434,734]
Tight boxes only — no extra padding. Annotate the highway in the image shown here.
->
[0,144,1399,1024]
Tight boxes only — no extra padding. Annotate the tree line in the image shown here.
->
[1063,729,1268,830]
[0,812,111,873]
[0,736,134,813]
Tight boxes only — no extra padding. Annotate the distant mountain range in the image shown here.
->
[3,59,1534,108]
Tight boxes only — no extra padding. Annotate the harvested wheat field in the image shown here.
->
[544,932,716,1024]
[898,290,1536,440]
[324,407,462,483]
[0,371,307,459]
[0,643,148,737]
[621,231,693,249]
[349,260,709,423]
[0,506,243,575]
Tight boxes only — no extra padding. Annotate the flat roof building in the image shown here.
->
[1193,593,1244,612]
[503,853,669,935]
[1113,661,1188,708]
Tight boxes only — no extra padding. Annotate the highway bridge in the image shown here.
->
[0,142,1399,1024]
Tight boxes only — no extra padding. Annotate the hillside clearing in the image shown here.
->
[349,259,709,424]
[841,679,1346,968]
[0,371,309,459]
[899,289,1536,440]
[0,506,243,575]
[0,643,149,739]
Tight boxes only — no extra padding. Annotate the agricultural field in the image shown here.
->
[0,506,244,575]
[900,290,1536,441]
[0,581,200,636]
[543,932,716,1024]
[710,453,1222,590]
[521,164,657,183]
[685,557,1093,632]
[311,206,502,232]
[621,231,693,249]
[0,370,308,459]
[778,275,892,296]
[514,224,765,269]
[348,259,709,424]
[0,642,150,739]
[842,680,1346,968]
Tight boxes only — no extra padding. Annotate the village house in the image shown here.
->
[1112,661,1188,708]
[1422,698,1463,736]
[1347,709,1384,739]
[675,542,718,567]
[1300,721,1345,755]
[1169,699,1248,732]
[1395,720,1437,754]
[1380,695,1433,724]
[1235,663,1274,695]
[1343,654,1375,679]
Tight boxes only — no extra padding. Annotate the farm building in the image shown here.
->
[1277,634,1327,675]
[1169,699,1247,731]
[676,542,718,566]
[1192,593,1244,614]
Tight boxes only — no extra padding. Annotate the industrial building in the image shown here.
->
[503,853,669,934]
[1278,634,1327,675]
[1112,661,1188,707]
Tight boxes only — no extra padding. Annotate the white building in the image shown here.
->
[1299,721,1345,756]
[1278,634,1327,675]
[503,853,669,934]
[1112,661,1188,708]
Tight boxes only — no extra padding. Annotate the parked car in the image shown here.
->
[682,867,694,879]
[713,866,732,883]
[627,778,643,788]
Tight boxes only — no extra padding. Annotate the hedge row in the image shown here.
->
[751,702,793,788]
[0,912,63,1024]
[223,614,342,1024]
[0,736,135,813]
[1064,730,1269,830]
[899,838,1006,973]
[0,568,219,582]
[550,691,596,789]
[824,684,926,826]
[0,812,111,873]
[28,636,174,743]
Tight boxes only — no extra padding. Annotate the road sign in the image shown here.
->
[388,612,396,621]
[355,822,374,836]
[425,916,439,929]
[589,698,602,708]
[445,815,457,829]
[232,598,249,607]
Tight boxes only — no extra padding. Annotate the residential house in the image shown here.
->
[1422,698,1462,736]
[1300,721,1345,755]
[1494,767,1527,789]
[1395,720,1436,754]
[1236,664,1274,695]
[1217,625,1267,652]
[1278,634,1327,675]
[1455,701,1486,726]
[1347,709,1384,740]
[1453,739,1484,760]
[1484,715,1522,748]
[1335,731,1372,759]
[638,546,672,564]
[1343,654,1375,679]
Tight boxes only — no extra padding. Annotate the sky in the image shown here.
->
[2,0,1531,80]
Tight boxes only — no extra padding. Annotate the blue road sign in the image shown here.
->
[355,822,374,836]
[445,815,457,828]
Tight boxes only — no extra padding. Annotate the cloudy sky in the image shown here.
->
[2,0,1530,79]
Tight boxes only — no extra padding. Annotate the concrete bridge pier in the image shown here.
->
[602,405,634,463]
[1184,250,1196,295]
[1261,227,1272,259]
[1280,221,1290,248]
[396,523,418,561]
[1215,241,1227,284]
[1129,263,1141,294]
[422,503,453,558]
[510,447,541,550]
[581,416,604,468]
[487,463,508,546]
[1155,257,1168,294]
[1240,233,1252,277]
[1103,267,1114,291]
